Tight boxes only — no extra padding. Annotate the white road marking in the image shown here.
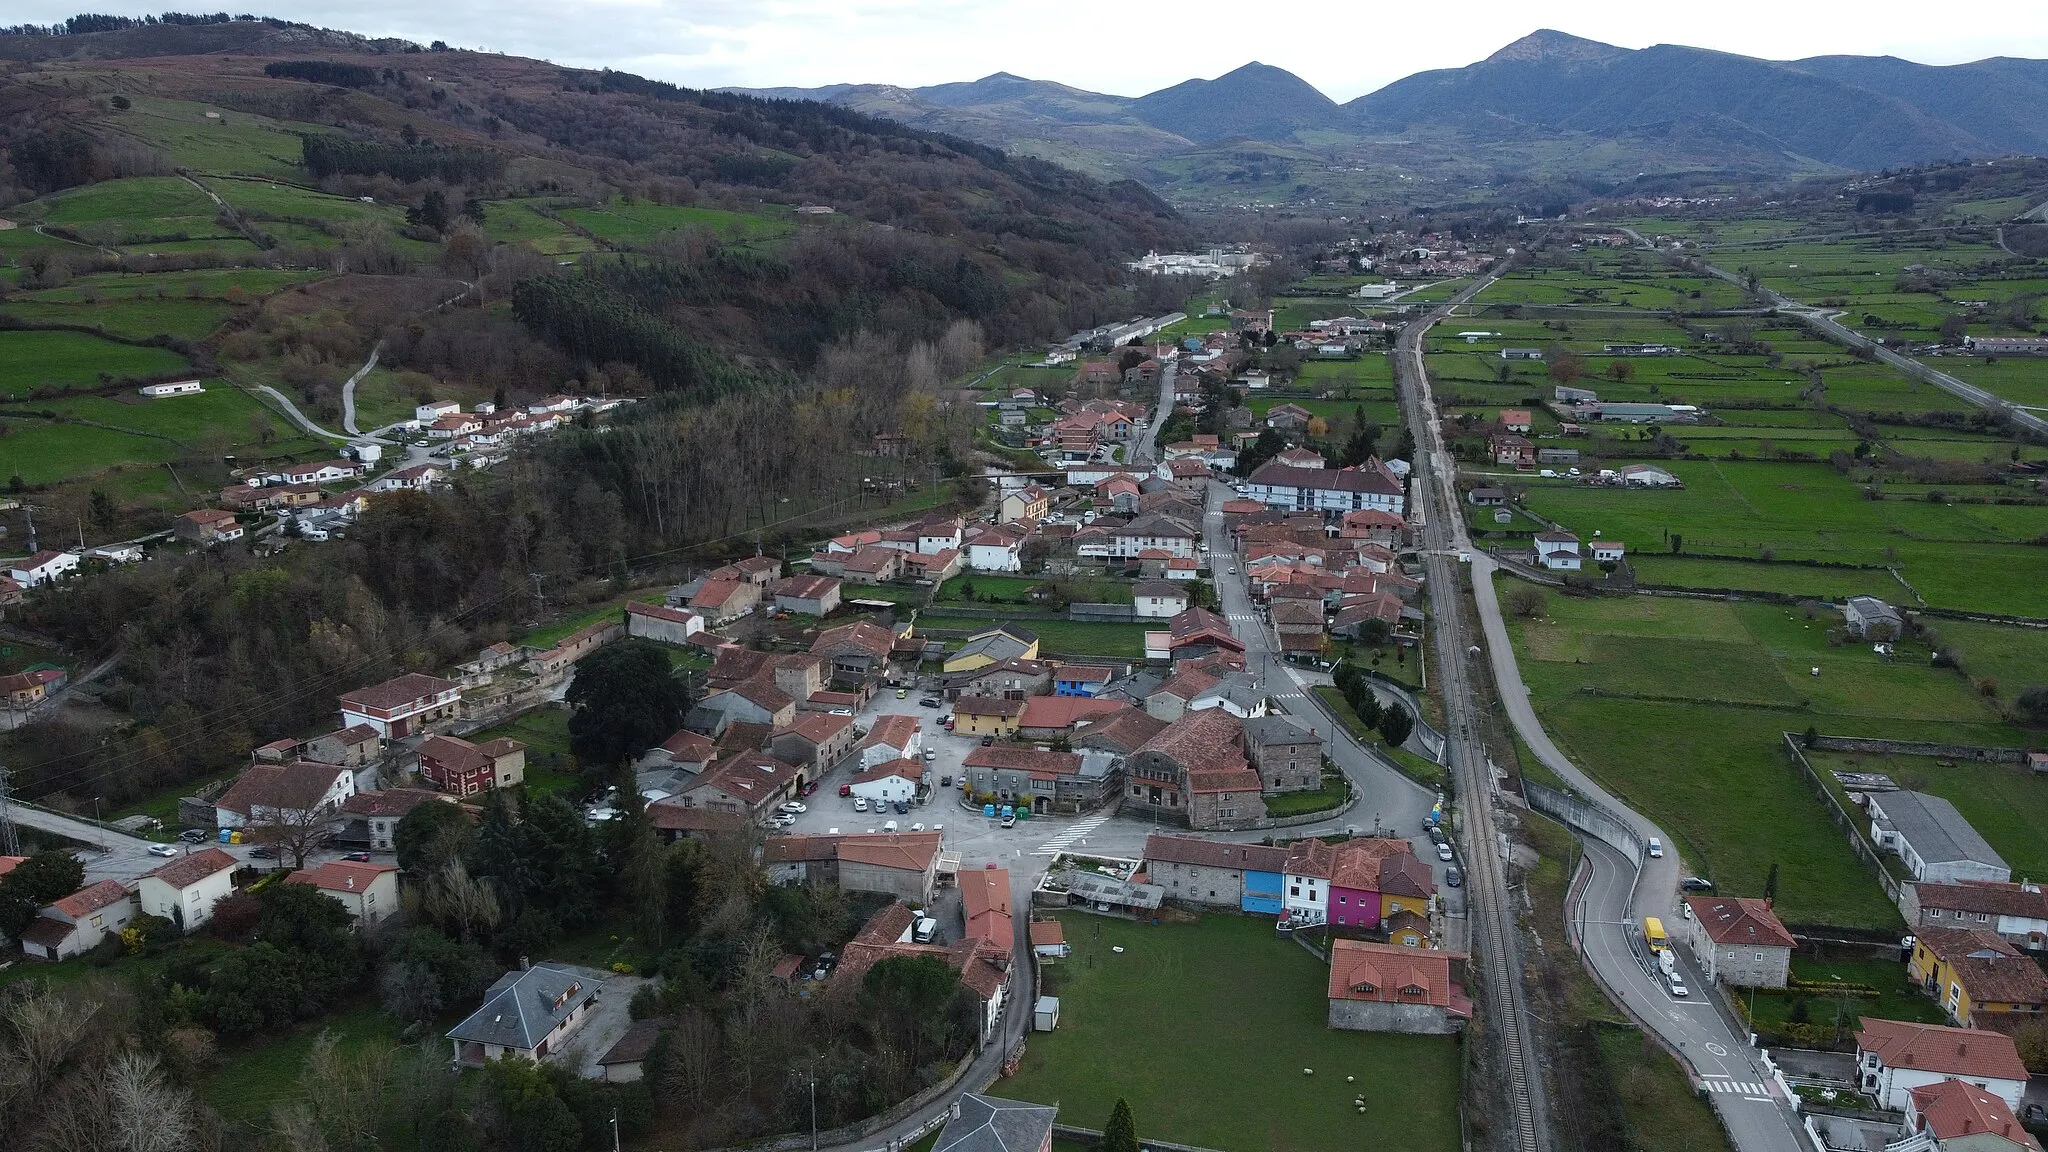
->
[1031,811,1116,855]
[1701,1081,1769,1096]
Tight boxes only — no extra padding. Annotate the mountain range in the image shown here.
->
[729,31,2048,205]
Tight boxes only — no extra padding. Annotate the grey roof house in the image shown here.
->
[447,962,601,1067]
[1868,791,2010,885]
[934,1094,1058,1152]
[1843,596,1904,640]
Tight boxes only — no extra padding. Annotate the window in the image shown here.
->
[1929,908,1944,918]
[1977,913,1989,922]
[1290,885,1300,897]
[90,915,103,929]
[1755,952,1764,962]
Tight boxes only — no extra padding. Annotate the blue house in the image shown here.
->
[1143,834,1288,916]
[1052,664,1115,697]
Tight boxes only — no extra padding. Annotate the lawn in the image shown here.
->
[469,708,582,799]
[27,176,221,246]
[559,199,794,248]
[913,616,1150,659]
[1499,589,2042,928]
[203,1001,407,1123]
[1738,956,1947,1046]
[0,295,236,341]
[1801,749,2048,882]
[0,386,322,483]
[107,96,327,179]
[0,329,192,398]
[1310,686,1446,789]
[1003,912,1461,1152]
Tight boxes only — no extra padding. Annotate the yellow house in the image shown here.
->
[941,624,1041,674]
[951,697,1024,737]
[1908,927,2048,1029]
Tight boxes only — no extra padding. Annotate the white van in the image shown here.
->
[883,819,899,833]
[913,916,939,943]
[1647,837,1664,859]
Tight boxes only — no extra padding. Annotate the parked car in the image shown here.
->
[893,801,909,814]
[980,735,995,746]
[828,707,854,717]
[1435,842,1454,862]
[897,689,908,699]
[779,801,807,815]
[774,813,796,827]
[1445,866,1463,888]
[1665,971,1689,997]
[854,797,869,812]
[919,699,941,709]
[1427,825,1446,845]
[1680,876,1714,892]
[923,749,938,761]
[839,783,853,797]
[343,851,372,862]
[248,845,275,859]
[1000,813,1017,829]
[940,776,952,787]
[1646,836,1664,858]
[147,844,179,858]
[179,829,208,844]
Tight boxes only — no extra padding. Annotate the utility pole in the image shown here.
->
[0,766,20,857]
[610,1107,620,1152]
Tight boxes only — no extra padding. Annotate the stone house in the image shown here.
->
[1681,895,1793,988]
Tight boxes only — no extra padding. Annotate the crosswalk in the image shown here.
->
[1032,811,1115,856]
[1701,1077,1772,1100]
[1227,612,1259,624]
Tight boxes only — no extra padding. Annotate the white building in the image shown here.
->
[1856,1018,2028,1112]
[848,760,922,805]
[137,847,238,931]
[1868,791,2011,884]
[1534,532,1581,571]
[447,963,599,1067]
[1131,580,1190,619]
[285,860,402,927]
[1242,461,1405,517]
[138,380,204,398]
[415,400,461,423]
[8,550,80,588]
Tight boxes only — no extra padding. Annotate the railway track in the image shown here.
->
[1394,266,1549,1152]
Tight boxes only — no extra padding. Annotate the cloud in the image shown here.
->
[9,0,2048,101]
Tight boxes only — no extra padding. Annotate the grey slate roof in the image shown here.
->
[1243,714,1320,748]
[446,963,595,1051]
[1872,791,2008,871]
[1191,673,1264,714]
[936,1095,1060,1152]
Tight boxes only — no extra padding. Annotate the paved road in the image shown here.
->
[341,343,382,436]
[1128,357,1177,466]
[251,383,348,442]
[1399,252,1805,1150]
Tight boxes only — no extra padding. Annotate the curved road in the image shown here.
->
[1397,255,1807,1151]
[341,344,382,436]
[252,383,348,442]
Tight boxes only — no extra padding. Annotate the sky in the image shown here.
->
[16,0,2048,100]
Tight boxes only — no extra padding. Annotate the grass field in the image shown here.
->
[1801,749,2048,881]
[28,176,221,246]
[914,616,1149,658]
[0,329,192,398]
[560,199,794,247]
[106,96,327,179]
[1003,912,1461,1152]
[467,708,582,798]
[1593,1026,1735,1152]
[0,295,234,341]
[203,1002,406,1123]
[0,386,322,483]
[1516,459,2048,617]
[1501,589,2041,928]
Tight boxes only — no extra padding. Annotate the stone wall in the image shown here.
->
[1807,735,2028,764]
[1327,998,1462,1035]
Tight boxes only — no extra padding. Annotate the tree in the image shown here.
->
[1546,344,1585,385]
[0,849,86,938]
[1506,586,1547,619]
[565,637,691,768]
[2013,1018,2048,1074]
[1938,314,1970,343]
[1604,360,1634,382]
[88,488,116,529]
[1378,704,1414,749]
[1102,1098,1139,1152]
[256,801,332,871]
[394,797,476,872]
[2015,685,2048,726]
[862,953,964,1068]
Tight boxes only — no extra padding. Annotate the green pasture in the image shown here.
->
[0,329,192,398]
[559,199,794,247]
[1802,749,2048,882]
[106,95,327,179]
[0,296,233,341]
[1003,912,1461,1152]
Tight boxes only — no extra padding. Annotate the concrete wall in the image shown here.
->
[1327,998,1462,1035]
[1524,781,1644,868]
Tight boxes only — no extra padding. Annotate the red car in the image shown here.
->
[839,784,852,797]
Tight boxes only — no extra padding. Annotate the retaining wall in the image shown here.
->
[1524,780,1645,867]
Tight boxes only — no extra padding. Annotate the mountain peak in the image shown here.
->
[1486,29,1628,65]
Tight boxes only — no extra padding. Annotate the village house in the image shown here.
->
[1131,579,1190,619]
[624,600,705,645]
[1902,1078,2042,1152]
[1856,1019,2028,1112]
[1499,409,1533,434]
[1533,531,1581,571]
[1327,939,1472,1034]
[285,860,401,927]
[1122,708,1264,830]
[1142,834,1288,914]
[944,625,1040,674]
[1242,460,1406,517]
[835,903,1009,1042]
[766,712,859,775]
[1015,696,1128,741]
[137,847,238,931]
[1908,927,2048,1029]
[1590,541,1625,565]
[1908,880,2048,950]
[810,620,898,686]
[214,761,356,831]
[1000,485,1052,524]
[945,657,1052,701]
[1466,487,1507,507]
[766,832,944,902]
[448,962,599,1067]
[1844,595,1905,641]
[1242,715,1325,794]
[964,523,1029,573]
[338,672,461,739]
[1681,896,1794,988]
[1051,664,1115,697]
[19,880,136,961]
[1869,791,2010,884]
[952,696,1025,737]
[771,574,843,617]
[174,510,243,546]
[1491,434,1536,468]
[417,733,527,797]
[857,714,923,768]
[689,578,762,625]
[673,751,803,819]
[0,667,67,710]
[9,550,82,588]
[335,789,456,852]
[847,758,923,805]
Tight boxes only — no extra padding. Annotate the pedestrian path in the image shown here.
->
[1701,1077,1773,1101]
[1031,811,1115,856]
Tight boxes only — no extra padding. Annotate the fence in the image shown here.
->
[1780,734,1901,904]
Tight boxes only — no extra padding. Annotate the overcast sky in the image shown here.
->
[19,0,2048,99]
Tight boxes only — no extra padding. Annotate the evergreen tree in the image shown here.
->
[1102,1098,1138,1152]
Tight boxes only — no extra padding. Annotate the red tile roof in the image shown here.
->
[1144,834,1288,874]
[853,758,924,785]
[1135,708,1247,777]
[1016,696,1128,731]
[859,714,921,752]
[1910,1079,2042,1150]
[811,620,896,661]
[1072,709,1168,754]
[141,847,237,889]
[339,672,458,712]
[52,879,132,919]
[1915,880,2048,921]
[1856,1018,2028,1081]
[1916,927,2048,1006]
[1285,837,1336,880]
[647,803,748,834]
[961,866,1012,945]
[215,762,350,817]
[690,579,751,610]
[1327,839,1415,890]
[342,788,456,818]
[953,697,1025,718]
[964,747,1082,779]
[1686,896,1796,949]
[284,860,398,893]
[1327,939,1467,1010]
[772,575,841,601]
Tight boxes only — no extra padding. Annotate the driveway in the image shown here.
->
[553,968,652,1079]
